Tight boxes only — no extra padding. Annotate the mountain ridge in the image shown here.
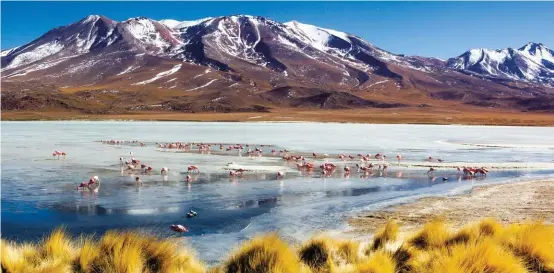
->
[2,14,554,114]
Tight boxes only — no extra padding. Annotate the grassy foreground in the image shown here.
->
[2,219,553,273]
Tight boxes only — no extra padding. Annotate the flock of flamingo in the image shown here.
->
[96,139,490,180]
[51,140,491,233]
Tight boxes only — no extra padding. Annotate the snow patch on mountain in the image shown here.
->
[4,42,64,69]
[187,79,217,91]
[133,64,182,85]
[158,19,182,28]
[1,47,20,57]
[284,21,351,55]
[117,65,138,76]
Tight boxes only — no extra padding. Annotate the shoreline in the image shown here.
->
[1,118,553,127]
[3,109,554,126]
[347,178,554,235]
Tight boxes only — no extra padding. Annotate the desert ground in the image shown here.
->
[349,179,554,234]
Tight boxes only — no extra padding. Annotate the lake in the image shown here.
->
[2,121,554,263]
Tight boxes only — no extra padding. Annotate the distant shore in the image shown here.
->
[2,108,554,126]
[348,178,554,234]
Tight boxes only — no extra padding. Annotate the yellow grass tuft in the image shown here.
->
[298,238,334,273]
[370,220,399,252]
[407,220,450,249]
[335,240,360,264]
[499,222,554,272]
[446,219,502,247]
[77,237,100,273]
[1,239,31,273]
[41,228,75,262]
[478,218,503,237]
[420,239,528,273]
[221,233,301,273]
[354,250,396,273]
[1,219,554,273]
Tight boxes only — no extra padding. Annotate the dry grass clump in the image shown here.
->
[2,219,554,273]
[498,222,554,272]
[407,219,450,250]
[1,229,204,273]
[354,250,396,273]
[219,233,302,273]
[412,239,528,273]
[368,220,399,252]
[1,228,76,273]
[445,218,503,247]
[298,238,334,273]
[298,237,362,272]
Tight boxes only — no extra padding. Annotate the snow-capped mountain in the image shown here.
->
[2,14,554,113]
[1,14,433,82]
[446,43,554,86]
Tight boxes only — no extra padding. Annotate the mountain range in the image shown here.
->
[2,14,554,114]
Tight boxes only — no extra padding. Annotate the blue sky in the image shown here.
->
[2,1,553,59]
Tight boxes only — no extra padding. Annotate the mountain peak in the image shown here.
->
[519,42,548,52]
[447,42,554,86]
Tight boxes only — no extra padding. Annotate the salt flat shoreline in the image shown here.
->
[348,178,554,234]
[3,109,554,126]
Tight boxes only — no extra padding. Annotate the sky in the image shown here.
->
[1,1,553,59]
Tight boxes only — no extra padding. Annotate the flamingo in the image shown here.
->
[185,175,192,182]
[52,151,63,159]
[344,166,351,173]
[161,167,168,175]
[188,166,200,173]
[170,224,189,233]
[475,167,488,176]
[339,154,346,160]
[78,176,100,192]
[463,167,475,178]
[277,171,284,178]
[135,176,143,186]
[348,155,355,160]
[313,153,318,159]
[427,167,436,175]
[396,154,402,163]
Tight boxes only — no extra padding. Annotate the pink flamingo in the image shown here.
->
[52,151,63,159]
[396,154,402,163]
[188,166,200,173]
[277,171,284,178]
[427,167,436,175]
[170,224,189,233]
[313,153,318,159]
[344,166,351,173]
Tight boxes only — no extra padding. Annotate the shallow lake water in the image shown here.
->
[2,121,554,263]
